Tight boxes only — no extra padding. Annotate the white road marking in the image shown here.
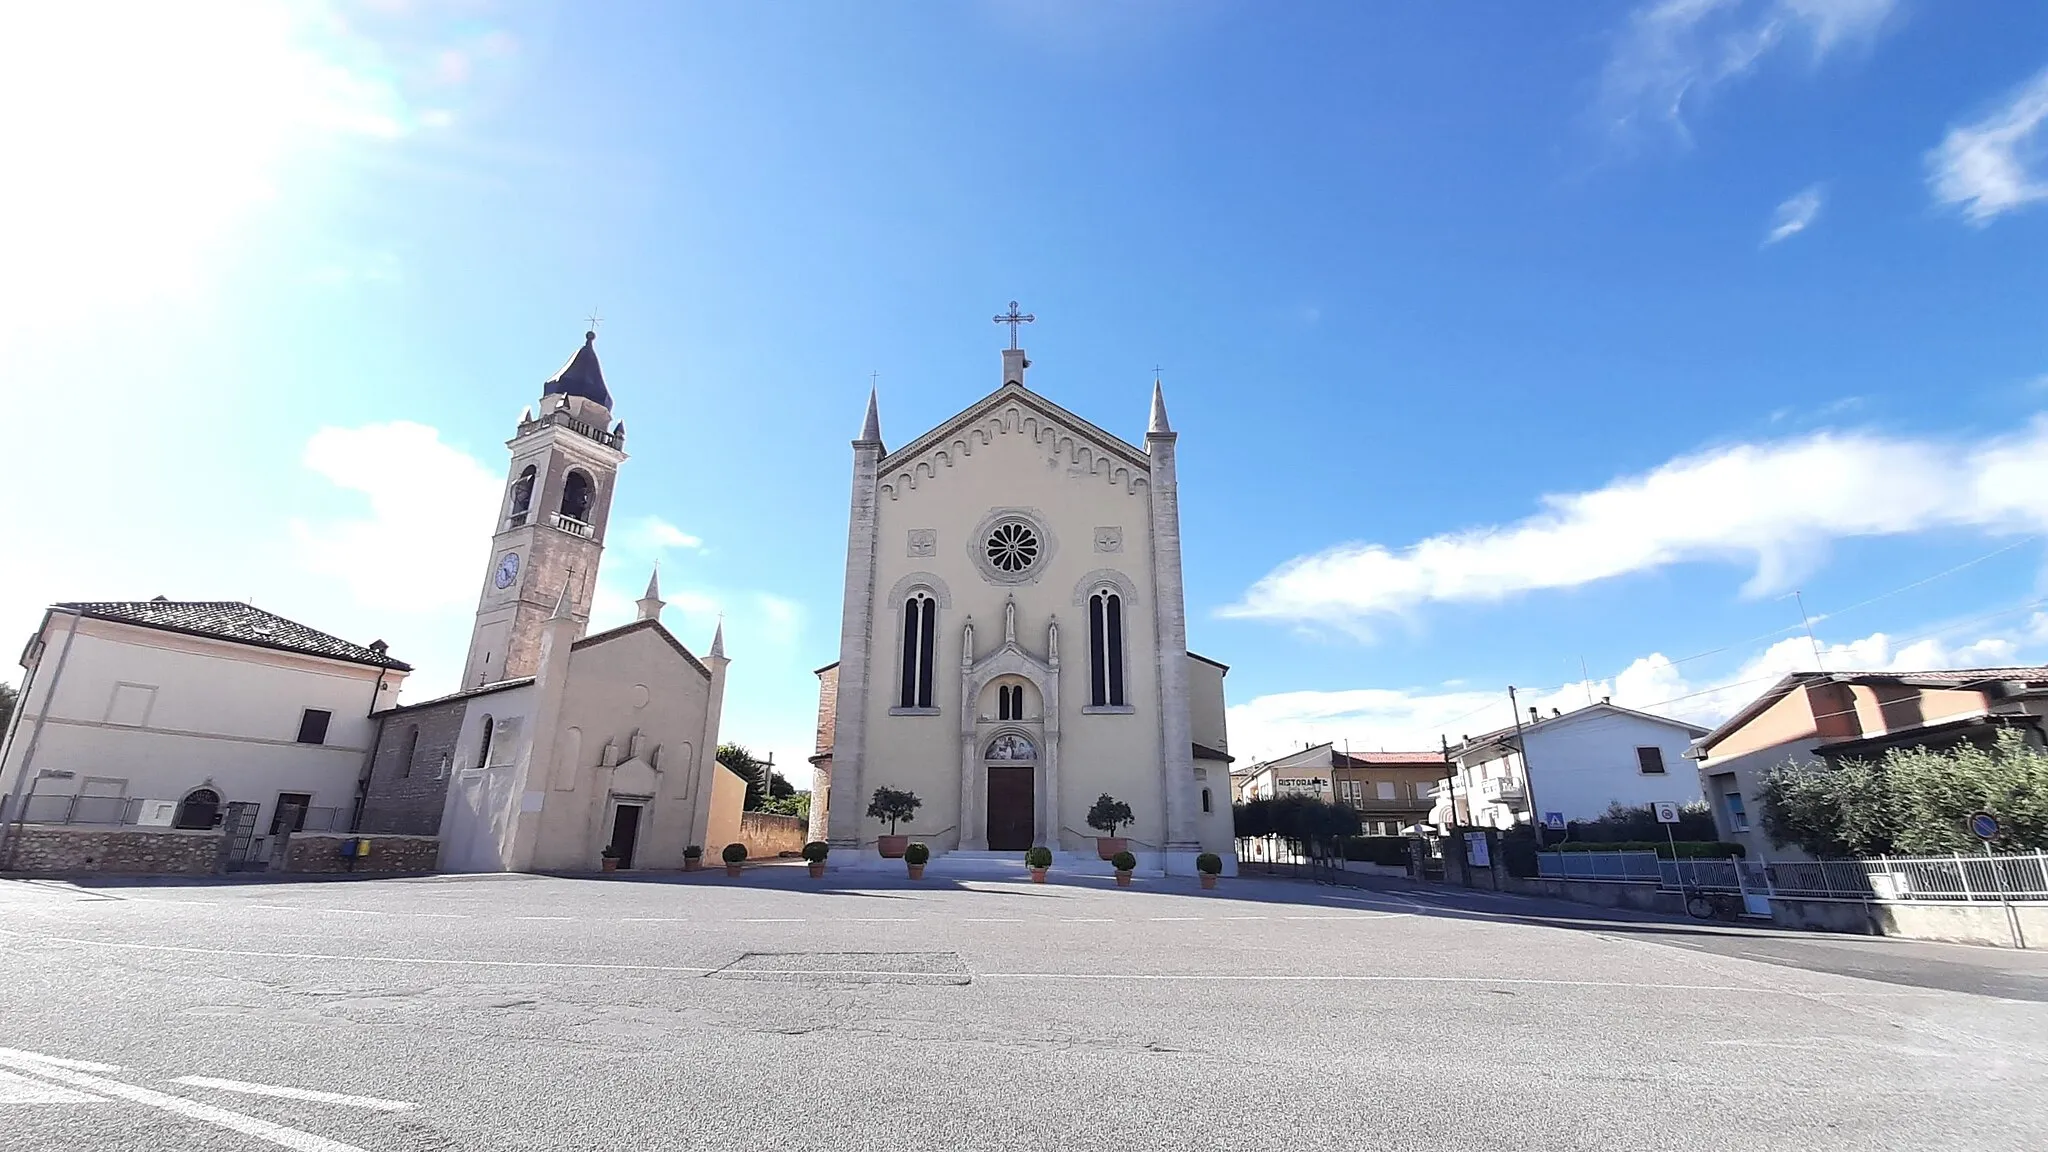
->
[976,972,1944,996]
[0,1067,109,1104]
[738,918,804,923]
[1149,916,1201,921]
[962,918,1021,923]
[171,1076,416,1112]
[19,935,717,974]
[848,917,918,922]
[0,1046,125,1073]
[0,1053,366,1151]
[514,916,574,922]
[1061,918,1114,923]
[1220,915,1268,920]
[620,917,690,922]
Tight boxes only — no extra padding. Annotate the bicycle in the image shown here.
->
[1682,885,1744,921]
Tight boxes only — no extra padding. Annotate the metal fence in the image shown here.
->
[14,794,144,826]
[1539,848,2048,905]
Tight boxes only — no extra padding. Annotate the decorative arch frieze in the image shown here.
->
[878,401,1152,500]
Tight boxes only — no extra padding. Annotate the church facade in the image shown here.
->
[817,326,1235,875]
[358,331,740,872]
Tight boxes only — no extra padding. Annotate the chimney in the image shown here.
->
[1552,707,1562,718]
[1528,706,1540,724]
[1602,695,1611,704]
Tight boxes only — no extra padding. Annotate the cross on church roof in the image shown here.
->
[585,309,603,335]
[993,300,1035,349]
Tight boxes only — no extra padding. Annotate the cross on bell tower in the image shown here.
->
[994,300,1034,387]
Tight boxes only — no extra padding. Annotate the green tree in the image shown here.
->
[0,682,15,739]
[1884,731,2048,853]
[758,792,811,822]
[1757,756,1897,857]
[1085,793,1135,836]
[718,743,772,811]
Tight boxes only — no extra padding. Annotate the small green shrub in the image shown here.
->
[721,842,748,864]
[682,844,703,859]
[801,840,829,863]
[903,842,931,866]
[1111,850,1137,871]
[1025,846,1053,869]
[1196,852,1223,875]
[600,844,619,860]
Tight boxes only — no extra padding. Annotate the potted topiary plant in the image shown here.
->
[1087,793,1136,860]
[903,841,930,880]
[722,842,748,877]
[802,840,830,878]
[867,786,921,858]
[600,844,620,873]
[1025,845,1053,883]
[682,844,703,872]
[1111,849,1137,886]
[1197,852,1223,890]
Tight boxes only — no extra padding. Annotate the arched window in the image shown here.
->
[996,683,1024,721]
[1088,591,1126,708]
[507,465,536,525]
[1202,788,1213,814]
[399,725,420,779]
[475,715,495,770]
[559,470,594,522]
[173,787,221,830]
[898,592,937,709]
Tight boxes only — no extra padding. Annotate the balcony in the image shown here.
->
[550,512,595,539]
[1478,777,1526,803]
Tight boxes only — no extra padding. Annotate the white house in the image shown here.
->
[1232,744,1337,802]
[0,600,411,862]
[1435,701,1707,833]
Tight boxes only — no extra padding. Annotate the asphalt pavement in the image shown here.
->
[1,865,2044,1151]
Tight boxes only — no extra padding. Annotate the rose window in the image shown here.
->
[984,521,1041,574]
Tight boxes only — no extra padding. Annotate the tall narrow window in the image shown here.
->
[476,715,496,769]
[399,725,420,779]
[1088,591,1127,708]
[508,464,536,525]
[997,684,1023,720]
[899,593,937,709]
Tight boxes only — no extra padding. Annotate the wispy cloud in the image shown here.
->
[1597,0,1896,144]
[628,515,705,552]
[1764,183,1825,243]
[1223,418,2048,636]
[1927,65,2048,226]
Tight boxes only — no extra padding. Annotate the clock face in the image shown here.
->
[494,552,520,589]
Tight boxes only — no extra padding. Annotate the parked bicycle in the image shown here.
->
[1682,886,1744,921]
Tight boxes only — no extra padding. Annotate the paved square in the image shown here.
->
[1,868,2045,1151]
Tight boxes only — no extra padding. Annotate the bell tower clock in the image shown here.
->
[461,330,629,687]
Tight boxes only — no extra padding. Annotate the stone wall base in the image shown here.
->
[2,826,223,875]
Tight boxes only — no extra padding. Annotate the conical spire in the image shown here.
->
[857,385,882,445]
[1148,376,1172,436]
[709,617,727,660]
[636,565,664,622]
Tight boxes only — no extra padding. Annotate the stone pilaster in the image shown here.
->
[826,402,884,850]
[1147,398,1199,864]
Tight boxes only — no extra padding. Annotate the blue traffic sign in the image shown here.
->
[1969,811,2000,840]
[1543,811,1566,830]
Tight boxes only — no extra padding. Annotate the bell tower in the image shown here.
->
[462,330,629,687]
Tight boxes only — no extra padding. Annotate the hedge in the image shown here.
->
[1555,840,1746,859]
[1340,836,1413,867]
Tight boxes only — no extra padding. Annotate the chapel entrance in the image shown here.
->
[985,768,1034,851]
[609,803,643,869]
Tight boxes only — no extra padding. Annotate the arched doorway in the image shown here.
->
[173,787,221,830]
[984,731,1037,851]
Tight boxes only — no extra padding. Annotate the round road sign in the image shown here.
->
[1968,811,2000,841]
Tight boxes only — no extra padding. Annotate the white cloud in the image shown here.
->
[1225,418,2048,634]
[1764,184,1825,243]
[1927,65,2048,225]
[1597,0,1895,142]
[629,516,704,552]
[290,422,501,613]
[1226,619,2042,764]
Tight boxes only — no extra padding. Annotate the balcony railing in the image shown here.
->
[1478,777,1526,802]
[550,512,595,539]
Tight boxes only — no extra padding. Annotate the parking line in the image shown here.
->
[0,1046,125,1073]
[738,918,804,923]
[515,916,574,922]
[0,1067,110,1104]
[171,1076,416,1112]
[0,1053,368,1152]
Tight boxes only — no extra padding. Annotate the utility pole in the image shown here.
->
[1508,686,1545,850]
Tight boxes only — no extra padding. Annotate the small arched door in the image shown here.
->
[984,732,1037,851]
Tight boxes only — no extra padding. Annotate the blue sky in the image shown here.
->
[6,0,2048,778]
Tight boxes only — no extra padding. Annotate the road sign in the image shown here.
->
[1969,811,2000,841]
[1543,811,1566,831]
[1653,801,1681,824]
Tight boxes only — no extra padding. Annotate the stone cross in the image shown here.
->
[993,300,1035,349]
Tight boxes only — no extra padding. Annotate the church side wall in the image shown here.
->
[359,697,471,835]
[861,409,1168,853]
[525,628,711,871]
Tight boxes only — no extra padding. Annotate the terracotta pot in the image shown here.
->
[725,864,743,878]
[807,862,826,878]
[1200,873,1218,889]
[907,863,926,880]
[877,835,909,859]
[1115,870,1133,887]
[683,858,702,872]
[1029,867,1048,884]
[1096,837,1129,861]
[602,858,619,872]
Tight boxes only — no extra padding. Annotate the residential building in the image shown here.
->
[1331,750,1446,836]
[0,599,412,863]
[1232,743,1336,803]
[1687,667,2048,860]
[1435,701,1708,833]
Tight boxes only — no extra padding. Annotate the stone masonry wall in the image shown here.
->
[284,833,440,874]
[741,812,808,858]
[2,826,223,875]
[358,697,469,835]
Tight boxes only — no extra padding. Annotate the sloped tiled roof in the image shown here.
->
[1333,750,1445,767]
[58,600,412,671]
